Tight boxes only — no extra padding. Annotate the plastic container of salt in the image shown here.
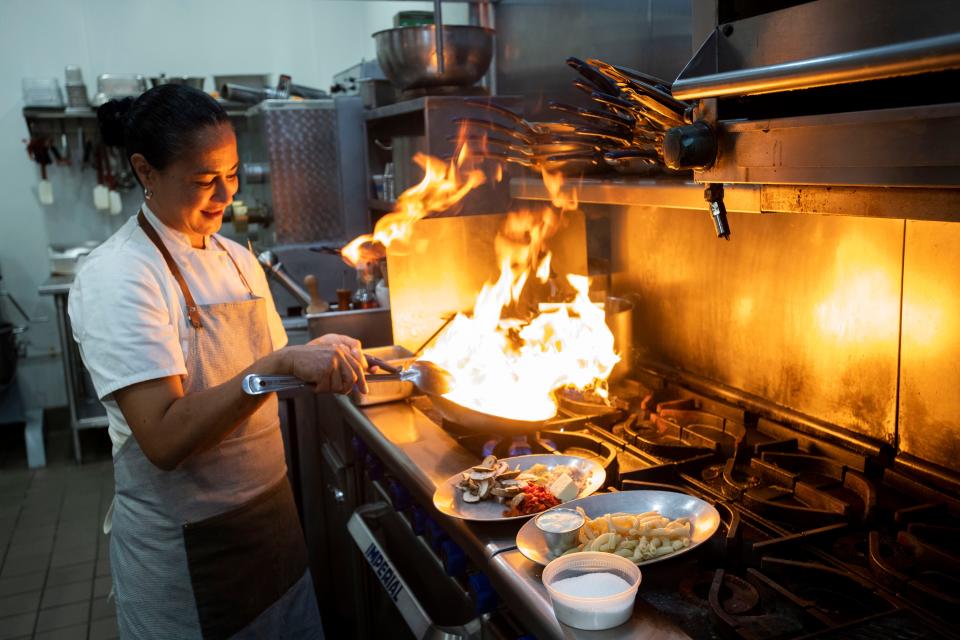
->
[542,551,641,630]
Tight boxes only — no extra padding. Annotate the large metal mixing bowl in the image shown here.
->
[373,25,494,91]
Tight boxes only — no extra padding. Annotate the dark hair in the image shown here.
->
[97,84,230,175]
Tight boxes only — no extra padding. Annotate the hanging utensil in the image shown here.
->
[565,57,622,96]
[547,101,636,131]
[587,59,674,94]
[453,117,535,145]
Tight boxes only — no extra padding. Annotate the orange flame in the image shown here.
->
[342,134,617,422]
[341,150,485,267]
[541,167,579,211]
[422,207,619,421]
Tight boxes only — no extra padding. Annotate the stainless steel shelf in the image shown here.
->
[510,176,762,213]
[511,177,960,222]
[23,107,96,120]
[363,95,512,122]
[23,107,247,121]
[363,97,430,121]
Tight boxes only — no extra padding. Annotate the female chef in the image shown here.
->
[69,84,362,639]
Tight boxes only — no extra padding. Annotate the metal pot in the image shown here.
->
[606,296,634,382]
[373,25,494,91]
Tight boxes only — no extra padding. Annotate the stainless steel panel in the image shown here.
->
[699,103,960,187]
[611,207,903,443]
[512,176,762,212]
[494,0,692,119]
[512,176,960,222]
[710,0,959,73]
[335,96,370,242]
[900,220,960,471]
[386,210,587,353]
[262,103,344,243]
[307,308,393,348]
[674,32,960,100]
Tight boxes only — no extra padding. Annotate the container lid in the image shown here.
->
[394,10,434,27]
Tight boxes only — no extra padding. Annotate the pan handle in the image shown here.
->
[242,374,308,395]
[242,371,409,395]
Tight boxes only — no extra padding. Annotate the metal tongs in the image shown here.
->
[241,358,453,397]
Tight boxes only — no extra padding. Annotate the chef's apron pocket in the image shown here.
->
[183,477,307,640]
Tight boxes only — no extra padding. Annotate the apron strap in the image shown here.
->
[137,210,204,329]
[211,235,255,297]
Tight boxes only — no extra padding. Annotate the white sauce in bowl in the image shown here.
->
[537,509,585,533]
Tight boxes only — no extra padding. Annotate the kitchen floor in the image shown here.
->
[0,410,118,640]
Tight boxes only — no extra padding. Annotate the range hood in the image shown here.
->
[662,0,960,188]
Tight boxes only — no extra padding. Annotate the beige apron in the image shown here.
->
[108,211,322,639]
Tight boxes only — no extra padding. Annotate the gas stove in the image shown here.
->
[410,377,960,640]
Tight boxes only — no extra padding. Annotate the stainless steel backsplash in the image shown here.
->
[900,220,960,472]
[607,203,960,473]
[494,0,693,119]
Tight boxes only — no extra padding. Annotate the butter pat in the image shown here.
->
[549,473,579,502]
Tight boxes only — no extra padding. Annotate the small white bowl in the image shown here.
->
[542,551,641,630]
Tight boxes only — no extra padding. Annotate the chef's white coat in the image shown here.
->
[68,203,288,455]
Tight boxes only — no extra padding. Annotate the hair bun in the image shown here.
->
[96,97,134,147]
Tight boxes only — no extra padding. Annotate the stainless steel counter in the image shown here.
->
[38,274,75,296]
[335,396,692,640]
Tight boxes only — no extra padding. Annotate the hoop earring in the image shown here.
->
[144,188,153,200]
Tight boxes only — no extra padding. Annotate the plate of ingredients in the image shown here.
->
[433,454,606,522]
[516,490,721,566]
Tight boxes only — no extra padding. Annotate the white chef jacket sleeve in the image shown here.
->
[68,252,187,401]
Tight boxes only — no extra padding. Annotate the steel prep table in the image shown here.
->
[335,395,692,640]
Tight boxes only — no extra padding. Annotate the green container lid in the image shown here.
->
[394,11,434,27]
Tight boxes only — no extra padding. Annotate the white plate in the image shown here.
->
[516,490,721,566]
[432,454,606,522]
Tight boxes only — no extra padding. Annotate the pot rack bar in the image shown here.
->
[673,31,960,101]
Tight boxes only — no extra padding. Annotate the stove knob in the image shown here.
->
[410,504,428,536]
[440,539,467,577]
[426,517,448,552]
[387,478,412,511]
[467,572,498,615]
[663,121,717,170]
[364,453,383,482]
[351,435,368,458]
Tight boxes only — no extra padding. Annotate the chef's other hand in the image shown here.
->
[308,334,367,370]
[284,343,368,395]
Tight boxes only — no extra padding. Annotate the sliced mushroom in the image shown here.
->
[478,479,491,499]
[510,493,526,508]
[462,491,481,503]
[482,455,498,468]
[498,470,522,481]
[470,469,497,481]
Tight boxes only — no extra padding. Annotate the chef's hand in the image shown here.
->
[308,334,368,370]
[283,342,368,395]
